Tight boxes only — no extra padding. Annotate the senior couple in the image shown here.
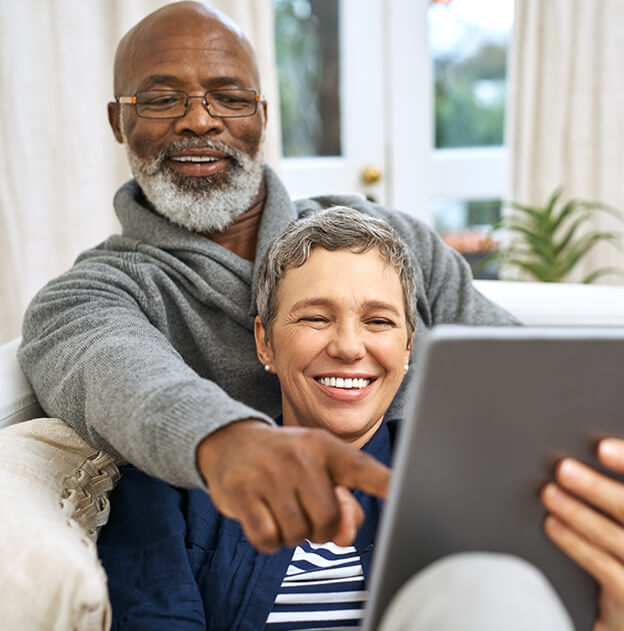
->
[17,2,624,629]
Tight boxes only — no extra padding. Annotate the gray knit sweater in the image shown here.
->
[19,166,516,489]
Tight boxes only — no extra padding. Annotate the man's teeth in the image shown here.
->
[171,156,221,163]
[317,377,371,389]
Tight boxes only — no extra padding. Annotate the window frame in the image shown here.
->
[385,0,511,224]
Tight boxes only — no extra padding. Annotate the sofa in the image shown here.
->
[0,279,623,630]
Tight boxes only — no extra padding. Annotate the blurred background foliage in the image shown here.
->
[275,0,340,157]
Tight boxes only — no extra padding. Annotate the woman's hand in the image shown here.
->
[541,438,624,631]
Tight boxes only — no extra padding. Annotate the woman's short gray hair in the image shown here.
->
[256,206,417,338]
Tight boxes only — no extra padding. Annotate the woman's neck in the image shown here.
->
[281,413,385,451]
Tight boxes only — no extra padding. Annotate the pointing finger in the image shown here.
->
[326,439,391,500]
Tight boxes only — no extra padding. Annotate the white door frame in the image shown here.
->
[279,0,387,202]
[385,0,510,224]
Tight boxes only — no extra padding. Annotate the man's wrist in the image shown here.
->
[195,418,272,488]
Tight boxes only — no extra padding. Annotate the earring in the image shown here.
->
[403,364,409,372]
[264,364,271,372]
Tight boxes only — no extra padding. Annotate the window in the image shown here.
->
[429,0,514,278]
[274,0,341,158]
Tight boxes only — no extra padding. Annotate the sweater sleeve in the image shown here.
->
[18,249,273,490]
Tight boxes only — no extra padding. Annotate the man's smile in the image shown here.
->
[167,148,231,177]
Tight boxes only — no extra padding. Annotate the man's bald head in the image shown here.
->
[113,1,260,96]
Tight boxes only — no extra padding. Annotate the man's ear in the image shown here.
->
[108,102,124,144]
[254,316,275,369]
[261,99,268,128]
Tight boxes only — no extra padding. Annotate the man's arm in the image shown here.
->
[19,250,389,552]
[298,194,519,328]
[18,253,274,489]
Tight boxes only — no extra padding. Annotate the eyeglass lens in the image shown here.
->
[134,89,258,118]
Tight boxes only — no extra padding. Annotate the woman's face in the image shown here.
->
[255,247,413,449]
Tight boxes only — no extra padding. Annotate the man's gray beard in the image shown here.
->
[123,135,264,233]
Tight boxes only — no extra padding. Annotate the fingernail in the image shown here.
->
[544,515,564,533]
[542,483,562,503]
[558,459,582,482]
[598,439,621,460]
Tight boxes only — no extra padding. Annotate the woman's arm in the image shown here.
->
[540,438,624,631]
[98,467,206,630]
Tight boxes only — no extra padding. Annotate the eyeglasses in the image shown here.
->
[115,88,263,119]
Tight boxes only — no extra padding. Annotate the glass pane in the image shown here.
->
[429,0,514,149]
[274,0,341,157]
[434,198,501,279]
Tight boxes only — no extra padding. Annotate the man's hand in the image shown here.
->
[540,438,624,631]
[196,419,390,553]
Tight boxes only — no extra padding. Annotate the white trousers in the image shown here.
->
[378,553,575,631]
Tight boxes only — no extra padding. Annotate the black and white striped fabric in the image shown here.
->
[265,540,367,630]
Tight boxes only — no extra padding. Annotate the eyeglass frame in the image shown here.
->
[115,88,265,119]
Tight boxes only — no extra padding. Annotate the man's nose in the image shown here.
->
[326,323,366,362]
[173,96,224,136]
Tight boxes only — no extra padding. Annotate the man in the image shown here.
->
[18,1,516,554]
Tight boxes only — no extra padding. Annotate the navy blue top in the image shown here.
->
[98,420,399,631]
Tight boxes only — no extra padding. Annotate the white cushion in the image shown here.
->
[0,418,120,631]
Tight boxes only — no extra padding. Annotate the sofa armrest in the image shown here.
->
[474,280,624,326]
[0,338,44,429]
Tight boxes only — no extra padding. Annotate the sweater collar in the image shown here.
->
[112,164,298,317]
[113,164,296,258]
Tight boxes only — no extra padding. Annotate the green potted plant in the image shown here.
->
[485,188,624,283]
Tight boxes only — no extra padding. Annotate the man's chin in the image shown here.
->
[164,164,232,194]
[135,165,263,233]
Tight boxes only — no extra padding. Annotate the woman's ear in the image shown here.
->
[403,331,415,367]
[254,316,275,369]
[406,331,415,352]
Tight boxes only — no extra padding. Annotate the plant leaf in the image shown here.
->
[557,232,622,277]
[581,267,624,284]
[552,214,591,256]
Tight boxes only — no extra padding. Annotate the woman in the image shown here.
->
[98,206,415,630]
[98,207,624,631]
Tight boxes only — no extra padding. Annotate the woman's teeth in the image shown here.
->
[316,377,371,389]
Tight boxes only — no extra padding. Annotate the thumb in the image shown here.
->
[332,485,364,546]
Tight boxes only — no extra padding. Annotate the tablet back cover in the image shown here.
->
[364,326,624,631]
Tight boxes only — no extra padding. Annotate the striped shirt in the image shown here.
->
[265,540,367,630]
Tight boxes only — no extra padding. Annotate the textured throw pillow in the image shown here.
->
[0,418,121,631]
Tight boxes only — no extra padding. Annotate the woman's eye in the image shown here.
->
[368,319,394,327]
[300,316,327,323]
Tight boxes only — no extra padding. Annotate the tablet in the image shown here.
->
[363,326,624,631]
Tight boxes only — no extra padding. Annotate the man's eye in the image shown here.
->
[214,95,250,108]
[300,316,327,323]
[142,96,181,108]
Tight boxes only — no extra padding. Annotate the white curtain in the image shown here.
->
[507,0,624,284]
[0,0,280,344]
